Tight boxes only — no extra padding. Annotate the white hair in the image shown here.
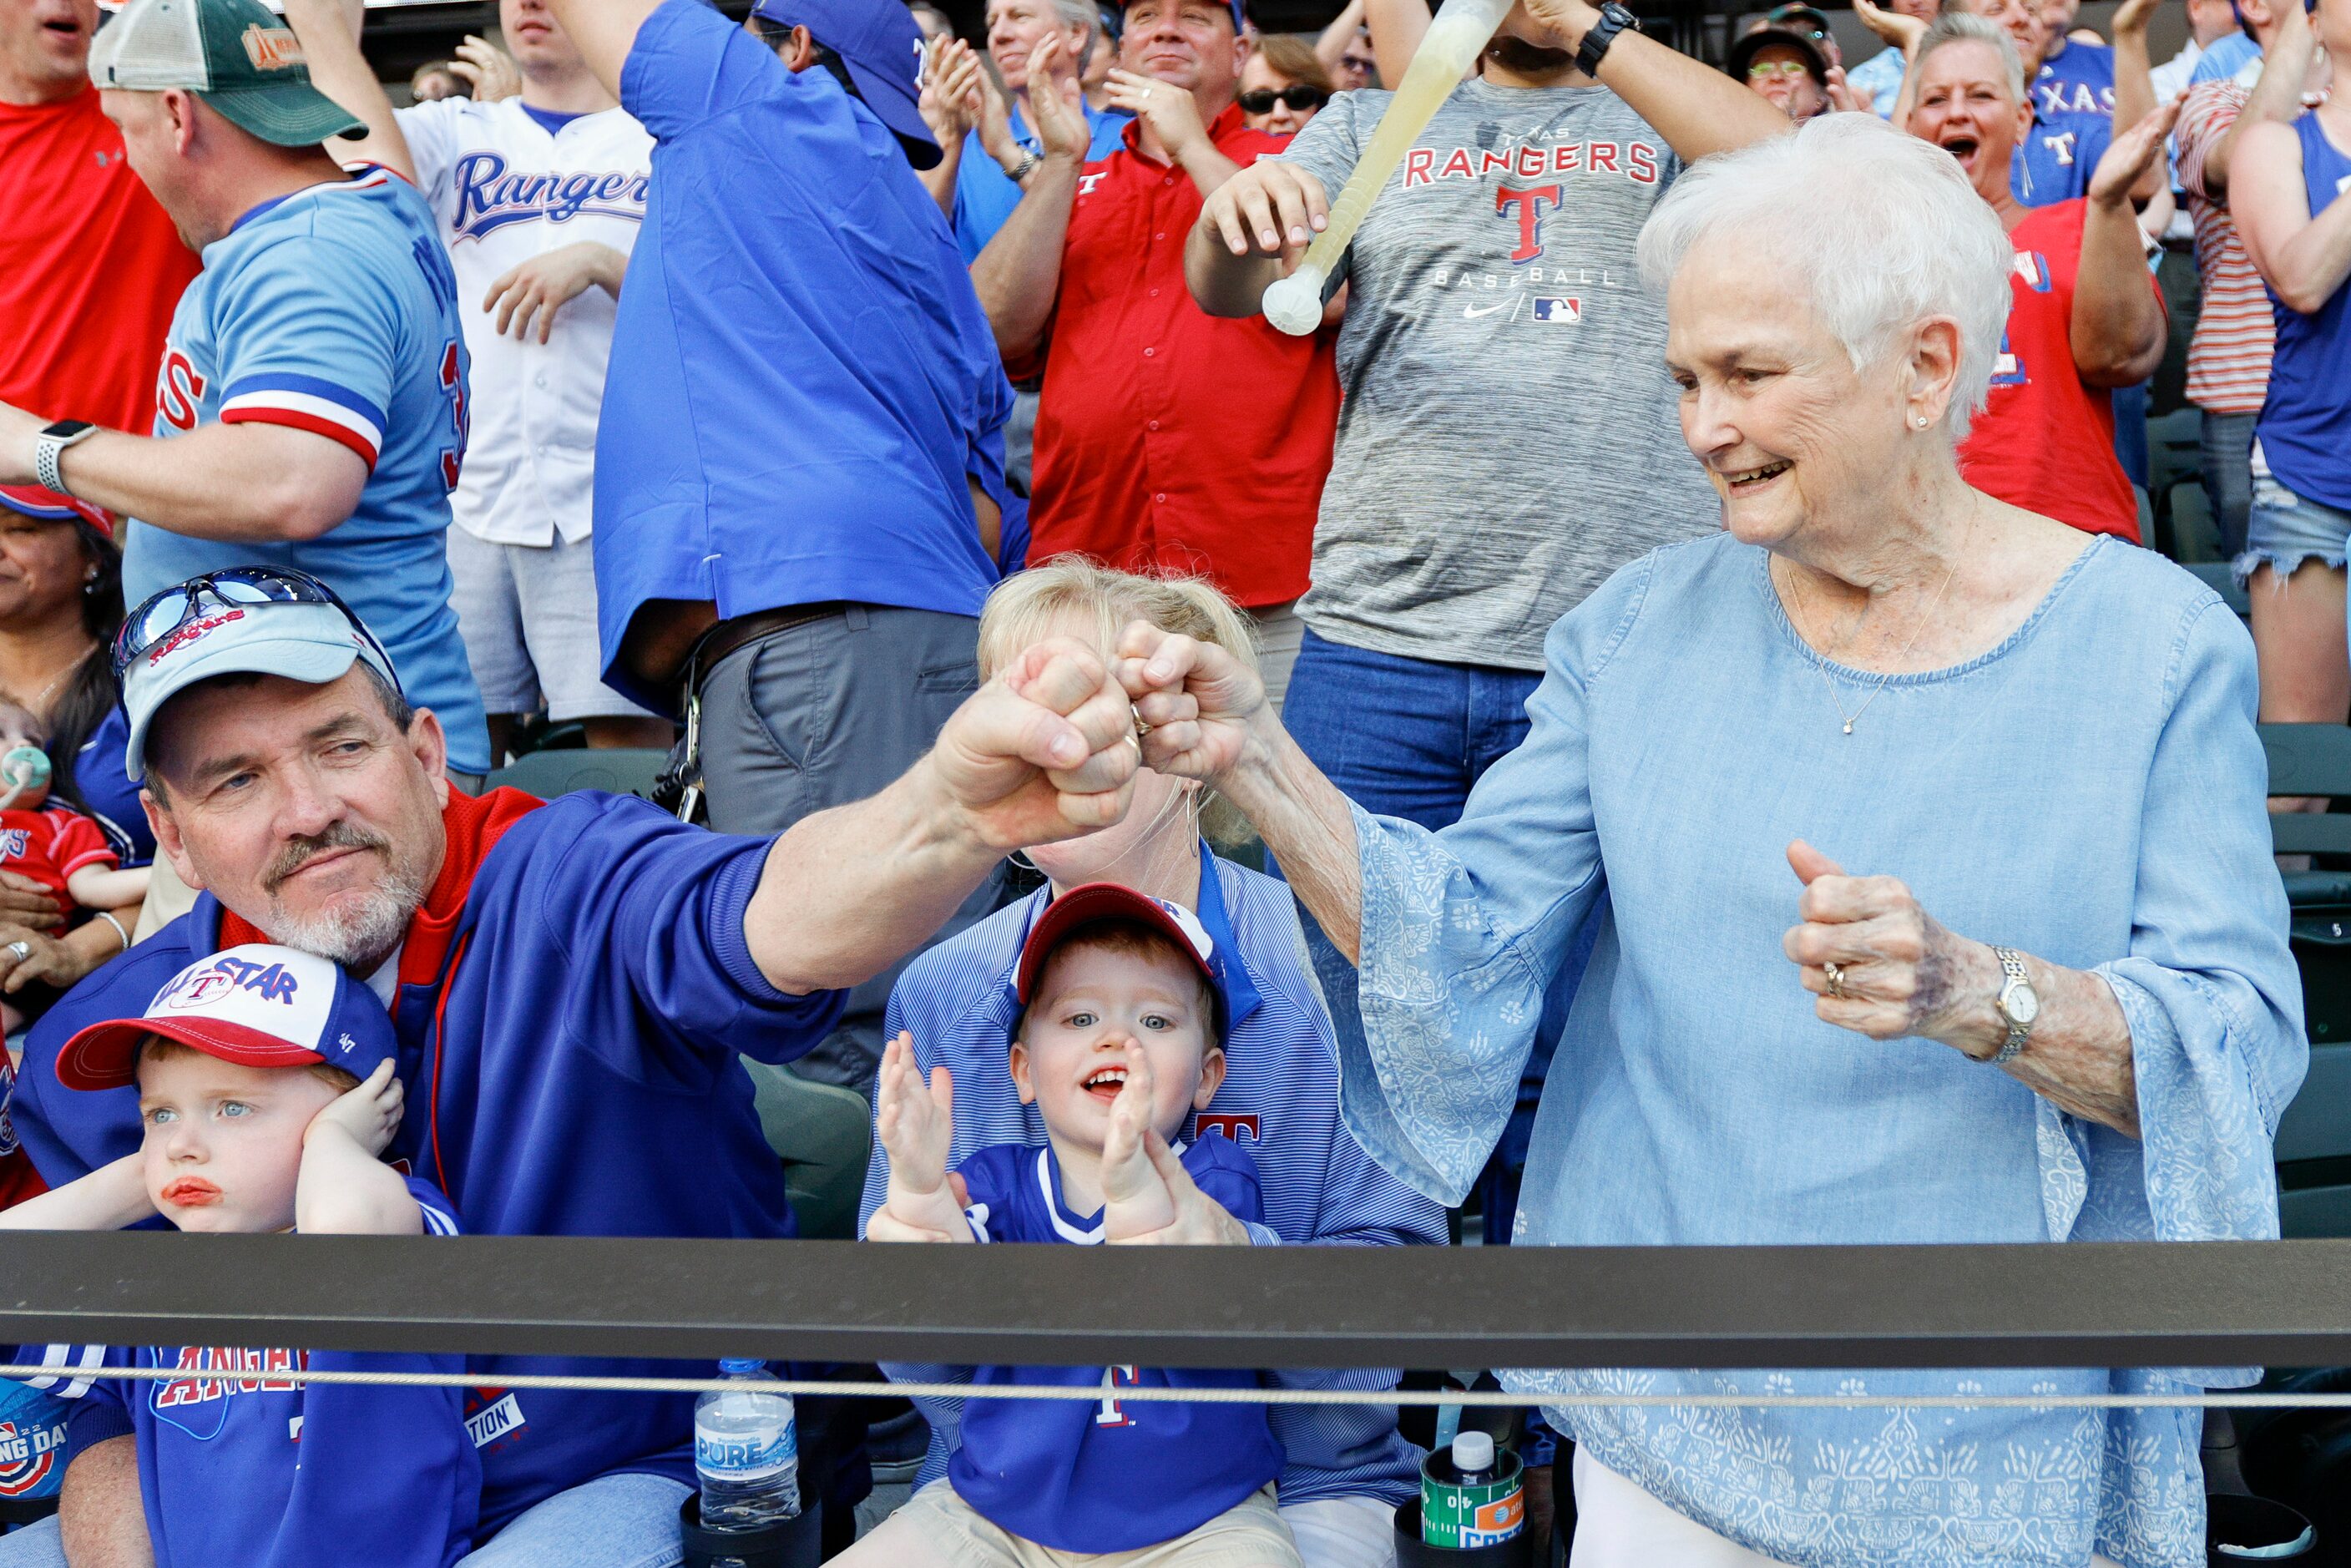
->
[1917,10,2028,107]
[1636,113,2015,439]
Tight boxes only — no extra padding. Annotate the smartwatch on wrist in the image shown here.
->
[33,419,98,497]
[1575,1,1639,79]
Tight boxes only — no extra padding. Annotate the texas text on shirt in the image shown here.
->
[2012,34,2115,205]
[943,1137,1286,1555]
[121,164,493,775]
[860,847,1440,1514]
[21,1176,477,1568]
[12,789,846,1535]
[594,0,1014,710]
[397,97,652,547]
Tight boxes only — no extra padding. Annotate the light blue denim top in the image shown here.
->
[1340,532,2308,1568]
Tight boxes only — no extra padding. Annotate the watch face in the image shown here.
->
[2005,982,2040,1026]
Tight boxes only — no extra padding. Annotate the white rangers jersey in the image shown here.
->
[398,97,651,546]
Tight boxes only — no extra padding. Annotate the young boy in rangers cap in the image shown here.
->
[2,943,478,1568]
[856,882,1298,1568]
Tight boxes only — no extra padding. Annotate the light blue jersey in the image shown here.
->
[125,168,490,774]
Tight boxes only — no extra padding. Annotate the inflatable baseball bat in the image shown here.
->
[1261,0,1517,335]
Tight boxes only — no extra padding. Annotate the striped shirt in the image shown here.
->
[2177,78,2276,415]
[861,844,1445,1509]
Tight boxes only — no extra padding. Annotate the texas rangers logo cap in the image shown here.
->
[56,943,398,1091]
[746,0,942,167]
[88,0,365,148]
[1014,881,1231,1040]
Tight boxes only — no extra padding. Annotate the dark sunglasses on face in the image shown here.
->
[1237,84,1330,113]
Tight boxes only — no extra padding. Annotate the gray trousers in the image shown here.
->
[698,603,1000,1096]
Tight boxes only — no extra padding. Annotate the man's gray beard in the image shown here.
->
[265,865,428,969]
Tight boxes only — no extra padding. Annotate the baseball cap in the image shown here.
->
[118,569,402,783]
[1015,881,1231,1041]
[747,0,940,169]
[57,943,398,1091]
[1760,3,1835,38]
[0,484,111,539]
[1728,24,1829,84]
[87,0,365,148]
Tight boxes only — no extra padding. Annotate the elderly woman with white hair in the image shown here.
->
[1122,114,2305,1566]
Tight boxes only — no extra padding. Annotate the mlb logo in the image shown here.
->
[1530,297,1582,325]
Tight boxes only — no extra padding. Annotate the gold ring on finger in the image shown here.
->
[1823,960,1845,999]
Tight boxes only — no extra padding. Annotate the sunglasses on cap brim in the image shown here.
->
[112,567,401,690]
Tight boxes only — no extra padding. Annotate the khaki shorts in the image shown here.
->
[882,1479,1303,1568]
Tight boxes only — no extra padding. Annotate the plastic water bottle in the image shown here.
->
[695,1359,801,1531]
[1421,1429,1524,1549]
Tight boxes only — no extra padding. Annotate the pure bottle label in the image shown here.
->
[1422,1460,1524,1550]
[695,1423,797,1483]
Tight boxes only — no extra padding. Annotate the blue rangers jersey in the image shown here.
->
[19,1176,477,1568]
[125,167,490,775]
[944,1137,1285,1554]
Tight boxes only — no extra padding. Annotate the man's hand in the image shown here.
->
[2090,99,2179,208]
[303,1058,405,1157]
[1516,0,1604,52]
[919,37,984,147]
[1825,65,1872,114]
[1103,68,1209,161]
[1851,0,1926,52]
[450,33,522,101]
[1098,1045,1179,1241]
[0,927,78,995]
[1197,159,1331,259]
[1116,620,1268,787]
[1024,38,1093,161]
[482,242,627,342]
[930,635,1139,852]
[0,871,68,931]
[1105,1130,1250,1246]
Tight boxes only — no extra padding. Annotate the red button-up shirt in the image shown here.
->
[1015,104,1339,608]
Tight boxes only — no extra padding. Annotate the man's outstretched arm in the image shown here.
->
[542,0,665,99]
[744,638,1141,994]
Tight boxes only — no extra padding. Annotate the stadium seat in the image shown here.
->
[2144,409,2213,561]
[741,1060,872,1241]
[483,746,668,801]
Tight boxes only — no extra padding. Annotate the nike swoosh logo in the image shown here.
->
[1463,299,1515,319]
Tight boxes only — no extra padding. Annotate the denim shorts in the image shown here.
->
[2235,459,2351,589]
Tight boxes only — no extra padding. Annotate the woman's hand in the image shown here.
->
[1824,66,1872,115]
[1116,620,1270,787]
[1103,68,1208,162]
[1104,1130,1251,1246]
[303,1058,405,1158]
[0,925,80,995]
[1099,1045,1180,1241]
[1851,0,1925,53]
[2089,99,2180,210]
[0,873,67,931]
[1781,841,2007,1058]
[1198,159,1332,259]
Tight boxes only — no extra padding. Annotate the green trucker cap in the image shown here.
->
[88,0,364,148]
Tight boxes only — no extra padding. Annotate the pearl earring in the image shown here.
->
[1913,414,1929,429]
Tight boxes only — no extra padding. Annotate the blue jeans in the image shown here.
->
[0,1473,692,1568]
[1280,627,1597,1247]
[2200,408,2256,560]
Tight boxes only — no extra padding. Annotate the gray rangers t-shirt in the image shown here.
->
[1281,82,1719,670]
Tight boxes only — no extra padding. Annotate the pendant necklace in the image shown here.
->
[1781,526,1969,736]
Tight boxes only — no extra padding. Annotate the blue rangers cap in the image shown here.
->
[747,0,940,168]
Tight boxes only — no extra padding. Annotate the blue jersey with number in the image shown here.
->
[17,1177,478,1568]
[124,167,490,775]
[944,1138,1285,1554]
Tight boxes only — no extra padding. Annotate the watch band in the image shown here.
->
[33,420,98,498]
[1990,946,2031,1065]
[1575,1,1638,79]
[1006,149,1042,183]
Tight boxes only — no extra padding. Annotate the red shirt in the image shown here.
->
[1958,200,2152,542]
[0,805,116,911]
[0,85,199,438]
[1019,105,1339,608]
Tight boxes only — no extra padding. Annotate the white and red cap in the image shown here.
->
[57,943,397,1091]
[1014,882,1230,1039]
